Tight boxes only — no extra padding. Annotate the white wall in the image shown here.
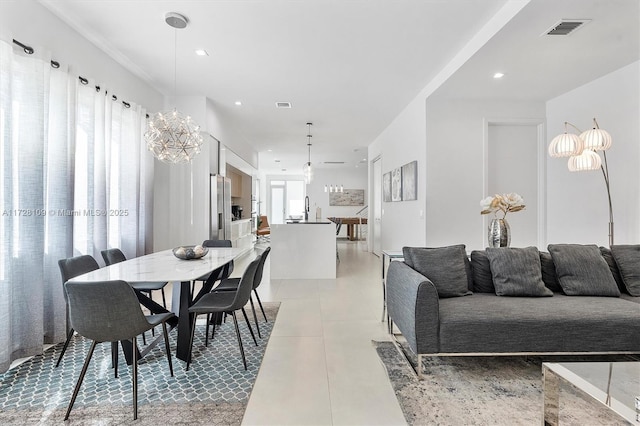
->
[546,61,640,246]
[368,97,427,251]
[425,99,545,251]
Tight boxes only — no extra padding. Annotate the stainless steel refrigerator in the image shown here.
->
[210,174,232,240]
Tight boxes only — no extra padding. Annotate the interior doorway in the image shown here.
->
[484,119,545,248]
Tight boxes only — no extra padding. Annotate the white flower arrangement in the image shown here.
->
[480,193,525,219]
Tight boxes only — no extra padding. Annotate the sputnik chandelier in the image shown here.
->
[145,12,203,164]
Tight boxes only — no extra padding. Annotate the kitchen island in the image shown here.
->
[270,221,336,279]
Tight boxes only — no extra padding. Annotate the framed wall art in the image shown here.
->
[401,161,417,201]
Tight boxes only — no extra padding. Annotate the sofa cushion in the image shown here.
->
[599,247,627,293]
[472,250,561,293]
[402,245,472,298]
[437,293,640,353]
[470,250,494,293]
[548,244,620,297]
[539,252,562,293]
[610,245,640,296]
[486,247,553,297]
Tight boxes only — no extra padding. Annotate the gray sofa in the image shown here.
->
[386,244,640,378]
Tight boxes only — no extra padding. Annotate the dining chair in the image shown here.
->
[257,215,270,241]
[191,239,234,297]
[56,255,100,367]
[101,248,168,308]
[63,279,175,421]
[212,247,271,338]
[186,256,261,371]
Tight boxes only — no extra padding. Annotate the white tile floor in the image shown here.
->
[241,240,406,425]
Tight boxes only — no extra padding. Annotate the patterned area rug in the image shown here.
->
[0,303,279,425]
[373,340,634,426]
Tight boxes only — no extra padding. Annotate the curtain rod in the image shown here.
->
[12,38,145,116]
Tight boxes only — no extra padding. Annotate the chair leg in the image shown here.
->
[56,327,75,367]
[231,311,247,370]
[132,338,138,420]
[254,290,268,322]
[162,322,174,377]
[241,307,258,346]
[64,340,97,420]
[161,287,167,308]
[205,313,210,347]
[112,342,119,378]
[186,313,198,372]
[249,296,261,338]
[142,331,147,345]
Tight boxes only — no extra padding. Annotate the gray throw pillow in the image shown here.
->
[486,247,553,297]
[610,245,640,296]
[470,250,494,293]
[402,245,472,298]
[599,247,628,294]
[539,252,563,293]
[548,244,620,297]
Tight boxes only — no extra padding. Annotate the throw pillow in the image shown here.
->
[610,245,640,296]
[486,247,553,297]
[539,251,563,293]
[599,247,628,294]
[548,244,620,297]
[402,245,472,298]
[470,250,494,293]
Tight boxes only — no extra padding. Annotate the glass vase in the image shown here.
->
[488,218,511,248]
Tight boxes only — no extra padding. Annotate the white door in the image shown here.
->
[372,157,382,256]
[487,123,539,247]
[270,184,285,224]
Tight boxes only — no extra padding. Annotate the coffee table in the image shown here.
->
[542,361,639,425]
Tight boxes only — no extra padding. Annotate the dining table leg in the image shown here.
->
[176,280,193,362]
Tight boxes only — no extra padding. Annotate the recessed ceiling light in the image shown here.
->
[493,72,505,79]
[267,149,272,152]
[275,102,292,108]
[195,49,209,56]
[281,169,286,171]
[275,159,280,162]
[234,101,242,106]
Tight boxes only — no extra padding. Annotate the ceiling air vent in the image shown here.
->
[324,161,345,164]
[275,102,291,108]
[544,19,590,36]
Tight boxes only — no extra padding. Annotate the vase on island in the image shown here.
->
[488,218,511,248]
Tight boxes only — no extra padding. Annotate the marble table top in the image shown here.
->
[68,247,247,283]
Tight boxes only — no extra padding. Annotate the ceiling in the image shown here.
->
[39,0,638,174]
[431,0,640,102]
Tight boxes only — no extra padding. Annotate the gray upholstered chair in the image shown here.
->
[56,255,100,367]
[63,279,175,420]
[191,239,234,297]
[101,248,168,307]
[187,256,261,371]
[212,247,271,338]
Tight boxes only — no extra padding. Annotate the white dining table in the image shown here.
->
[68,247,248,361]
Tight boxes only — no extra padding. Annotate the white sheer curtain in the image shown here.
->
[73,81,151,260]
[0,39,152,372]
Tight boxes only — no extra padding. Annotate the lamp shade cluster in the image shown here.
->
[548,119,612,171]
